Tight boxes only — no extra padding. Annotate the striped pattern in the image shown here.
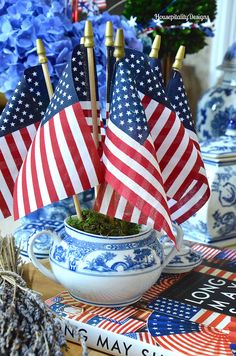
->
[138,332,157,345]
[192,244,220,260]
[195,264,236,281]
[140,92,210,224]
[96,318,145,334]
[191,308,235,330]
[0,122,39,218]
[13,103,103,219]
[103,118,175,241]
[90,306,137,322]
[155,325,233,356]
[142,275,182,302]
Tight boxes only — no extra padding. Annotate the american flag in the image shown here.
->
[148,57,165,88]
[165,69,210,222]
[95,49,210,231]
[148,311,232,356]
[0,65,49,218]
[98,56,177,241]
[13,45,104,219]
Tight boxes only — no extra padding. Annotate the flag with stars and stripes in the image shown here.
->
[13,44,104,219]
[165,69,210,222]
[97,57,176,242]
[95,49,210,227]
[0,65,49,219]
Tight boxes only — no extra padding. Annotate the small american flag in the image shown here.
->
[166,69,210,222]
[98,57,176,241]
[13,45,104,219]
[96,49,209,234]
[0,65,49,218]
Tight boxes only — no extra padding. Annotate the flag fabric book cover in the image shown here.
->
[45,243,236,356]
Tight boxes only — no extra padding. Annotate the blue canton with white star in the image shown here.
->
[148,312,201,337]
[42,44,98,126]
[147,297,200,320]
[117,49,172,110]
[148,57,165,88]
[0,65,49,136]
[166,70,195,132]
[109,60,150,144]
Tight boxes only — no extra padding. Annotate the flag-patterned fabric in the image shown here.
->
[165,69,210,222]
[148,57,165,88]
[99,56,176,241]
[106,45,115,125]
[13,45,104,219]
[0,66,49,218]
[148,312,233,356]
[95,49,210,231]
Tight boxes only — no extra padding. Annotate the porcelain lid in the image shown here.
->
[217,42,236,72]
[200,135,236,161]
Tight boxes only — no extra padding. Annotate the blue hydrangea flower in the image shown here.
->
[0,0,142,116]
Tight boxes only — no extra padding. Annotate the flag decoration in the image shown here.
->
[98,57,177,241]
[0,65,49,219]
[105,45,115,125]
[78,0,107,11]
[148,57,165,88]
[165,68,210,221]
[13,45,104,219]
[96,49,210,233]
[148,312,233,356]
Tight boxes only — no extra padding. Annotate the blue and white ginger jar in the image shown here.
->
[197,42,236,141]
[182,120,236,244]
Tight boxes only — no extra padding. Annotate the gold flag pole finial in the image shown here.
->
[84,20,94,48]
[172,45,185,71]
[114,29,125,61]
[149,35,161,58]
[80,36,85,45]
[36,39,48,64]
[105,21,114,47]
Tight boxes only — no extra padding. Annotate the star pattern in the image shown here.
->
[42,44,95,126]
[0,65,49,136]
[166,70,195,132]
[147,297,200,320]
[148,312,200,337]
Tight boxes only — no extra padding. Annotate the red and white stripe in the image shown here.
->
[155,325,232,356]
[98,318,145,334]
[0,122,39,218]
[102,119,176,242]
[91,306,137,322]
[221,249,236,261]
[140,92,210,224]
[191,309,235,330]
[13,103,103,219]
[195,265,236,281]
[138,332,157,345]
[80,100,105,143]
[192,244,220,260]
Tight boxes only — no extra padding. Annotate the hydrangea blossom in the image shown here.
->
[0,0,142,114]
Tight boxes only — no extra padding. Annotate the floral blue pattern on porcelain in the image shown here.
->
[51,229,162,273]
[14,219,63,259]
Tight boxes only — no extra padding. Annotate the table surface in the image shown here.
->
[23,261,107,356]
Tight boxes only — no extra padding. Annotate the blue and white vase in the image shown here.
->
[182,119,236,244]
[197,42,236,141]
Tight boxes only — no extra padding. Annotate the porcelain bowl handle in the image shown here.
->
[28,230,61,283]
[161,223,184,269]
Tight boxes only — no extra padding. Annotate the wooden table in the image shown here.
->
[23,261,107,356]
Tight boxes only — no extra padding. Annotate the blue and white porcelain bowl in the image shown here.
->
[14,219,64,262]
[28,218,183,307]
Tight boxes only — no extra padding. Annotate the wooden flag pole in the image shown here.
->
[149,35,161,58]
[84,21,99,149]
[36,39,82,219]
[36,39,54,99]
[172,45,185,71]
[114,28,125,62]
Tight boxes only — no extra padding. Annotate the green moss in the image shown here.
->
[67,210,141,236]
